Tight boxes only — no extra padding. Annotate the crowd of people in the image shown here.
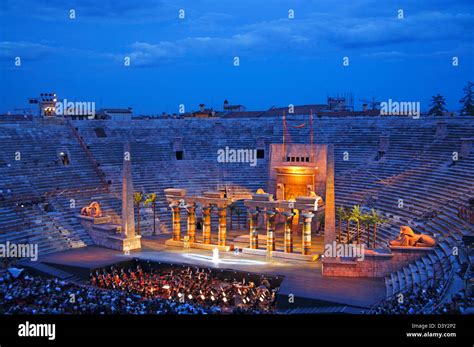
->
[435,289,473,314]
[371,283,445,314]
[0,264,278,314]
[90,265,277,313]
[0,271,214,314]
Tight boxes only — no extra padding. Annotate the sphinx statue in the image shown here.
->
[389,226,436,247]
[80,201,103,218]
[308,189,324,205]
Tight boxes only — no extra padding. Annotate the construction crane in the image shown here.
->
[359,97,381,110]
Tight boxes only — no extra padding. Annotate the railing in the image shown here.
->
[421,268,455,314]
[337,224,368,245]
[367,254,453,314]
[425,245,471,313]
[65,119,109,192]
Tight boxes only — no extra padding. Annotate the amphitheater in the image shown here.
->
[0,115,473,312]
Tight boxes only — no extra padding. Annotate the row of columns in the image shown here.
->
[248,209,314,255]
[171,203,228,246]
[171,202,315,255]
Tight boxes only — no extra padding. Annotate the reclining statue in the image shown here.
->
[389,226,436,247]
[308,190,324,205]
[80,201,103,218]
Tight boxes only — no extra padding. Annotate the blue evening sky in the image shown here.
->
[0,0,473,114]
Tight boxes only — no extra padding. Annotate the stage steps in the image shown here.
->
[19,261,82,282]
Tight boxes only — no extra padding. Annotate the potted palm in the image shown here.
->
[370,209,386,249]
[349,205,362,244]
[133,192,143,236]
[144,193,157,236]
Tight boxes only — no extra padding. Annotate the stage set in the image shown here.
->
[25,141,436,311]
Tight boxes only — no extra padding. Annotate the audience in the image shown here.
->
[91,265,277,313]
[372,283,445,314]
[0,265,278,314]
[435,289,473,314]
[3,264,468,315]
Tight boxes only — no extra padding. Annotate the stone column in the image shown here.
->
[121,142,135,238]
[324,144,336,247]
[248,209,259,249]
[282,211,294,253]
[302,212,314,255]
[217,207,227,246]
[202,206,211,244]
[186,204,196,243]
[266,210,276,251]
[171,204,181,241]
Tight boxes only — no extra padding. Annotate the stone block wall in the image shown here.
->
[322,247,434,278]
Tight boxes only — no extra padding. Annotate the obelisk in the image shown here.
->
[324,144,336,246]
[121,142,135,238]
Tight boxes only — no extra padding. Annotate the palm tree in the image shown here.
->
[360,212,373,248]
[336,206,342,242]
[144,193,157,236]
[370,209,387,249]
[133,192,143,236]
[349,205,362,243]
[336,206,349,243]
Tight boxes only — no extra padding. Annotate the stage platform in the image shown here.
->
[31,233,386,311]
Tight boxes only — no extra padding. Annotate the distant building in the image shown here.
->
[28,92,58,117]
[191,104,216,118]
[221,102,381,118]
[223,99,246,114]
[96,108,133,121]
[222,104,327,118]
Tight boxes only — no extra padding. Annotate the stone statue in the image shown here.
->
[308,190,324,205]
[80,201,103,218]
[389,226,436,247]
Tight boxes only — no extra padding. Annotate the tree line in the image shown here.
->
[428,81,474,116]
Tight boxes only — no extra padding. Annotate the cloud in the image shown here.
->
[1,0,171,22]
[0,41,57,61]
[3,1,472,66]
[122,7,474,66]
[0,41,117,65]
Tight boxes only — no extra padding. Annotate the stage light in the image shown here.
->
[181,253,266,266]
